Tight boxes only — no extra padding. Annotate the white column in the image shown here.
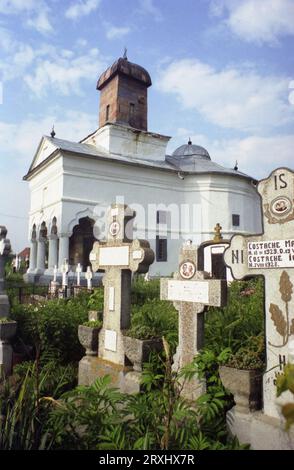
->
[58,234,70,269]
[28,240,37,272]
[36,238,46,272]
[48,236,58,270]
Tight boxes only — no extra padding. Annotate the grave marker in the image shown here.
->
[161,242,226,400]
[85,266,93,290]
[0,226,16,377]
[224,167,294,419]
[0,226,11,317]
[76,263,82,287]
[89,203,154,368]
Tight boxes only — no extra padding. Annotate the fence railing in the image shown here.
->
[5,283,93,305]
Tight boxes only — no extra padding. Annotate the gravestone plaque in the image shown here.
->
[161,242,226,400]
[224,167,294,419]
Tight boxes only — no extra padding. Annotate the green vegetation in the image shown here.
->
[0,341,246,450]
[0,317,14,324]
[0,274,266,449]
[11,296,89,364]
[82,320,103,328]
[276,364,294,430]
[205,278,265,369]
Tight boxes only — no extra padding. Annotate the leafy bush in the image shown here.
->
[0,361,77,450]
[82,320,103,328]
[127,299,178,347]
[131,276,160,306]
[45,340,247,450]
[224,334,265,370]
[205,278,264,359]
[11,297,88,364]
[276,363,294,430]
[87,288,104,312]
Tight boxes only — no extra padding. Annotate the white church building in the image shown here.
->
[24,55,262,283]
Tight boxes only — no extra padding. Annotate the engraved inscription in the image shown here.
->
[247,239,294,269]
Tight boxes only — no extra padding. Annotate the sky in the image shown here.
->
[0,0,293,251]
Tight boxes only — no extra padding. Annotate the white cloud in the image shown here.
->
[0,110,97,250]
[210,0,294,44]
[157,58,293,132]
[170,130,294,179]
[106,25,131,40]
[0,0,53,34]
[65,0,101,20]
[213,134,294,178]
[26,10,53,34]
[139,0,163,22]
[24,48,106,97]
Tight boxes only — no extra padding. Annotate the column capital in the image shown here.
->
[59,232,71,238]
[48,234,58,241]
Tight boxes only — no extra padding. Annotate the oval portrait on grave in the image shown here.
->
[109,221,120,237]
[271,196,292,216]
[179,260,195,280]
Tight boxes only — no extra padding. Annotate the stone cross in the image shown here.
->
[213,223,223,243]
[161,242,226,400]
[0,226,11,317]
[76,263,82,287]
[224,167,294,419]
[85,266,93,290]
[90,203,154,366]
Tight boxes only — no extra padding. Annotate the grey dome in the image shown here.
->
[172,140,210,160]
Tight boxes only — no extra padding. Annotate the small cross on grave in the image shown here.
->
[0,226,11,296]
[76,263,82,287]
[161,242,227,400]
[85,266,93,290]
[89,203,154,369]
[59,259,69,298]
[49,265,59,296]
[224,168,294,419]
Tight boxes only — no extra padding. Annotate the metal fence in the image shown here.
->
[5,283,93,305]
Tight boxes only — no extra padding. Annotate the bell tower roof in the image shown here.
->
[97,57,152,91]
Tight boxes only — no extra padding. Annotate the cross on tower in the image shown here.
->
[90,203,154,366]
[161,242,226,400]
[224,168,294,418]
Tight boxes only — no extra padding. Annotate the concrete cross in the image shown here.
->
[224,167,294,418]
[85,266,93,290]
[0,226,11,295]
[76,263,82,287]
[90,203,154,366]
[161,242,226,400]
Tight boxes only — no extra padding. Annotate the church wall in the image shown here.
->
[27,157,64,236]
[59,154,261,276]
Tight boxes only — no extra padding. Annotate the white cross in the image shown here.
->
[76,263,82,286]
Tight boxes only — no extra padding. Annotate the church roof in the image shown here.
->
[97,57,152,90]
[24,135,255,183]
[172,141,210,160]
